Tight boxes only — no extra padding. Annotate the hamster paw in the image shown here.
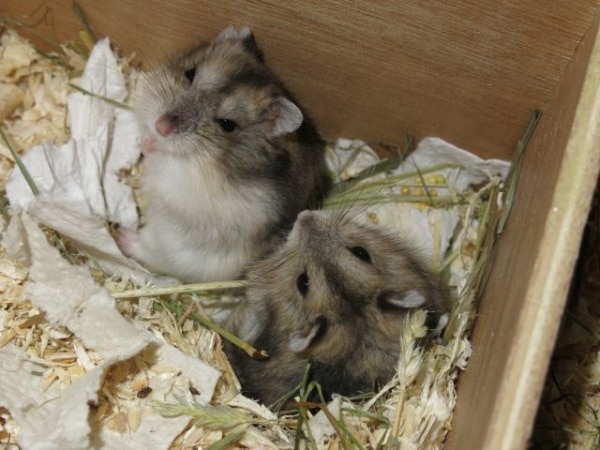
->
[141,135,157,155]
[433,312,450,343]
[114,227,141,258]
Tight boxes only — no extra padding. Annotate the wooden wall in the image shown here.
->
[446,14,600,449]
[1,1,599,159]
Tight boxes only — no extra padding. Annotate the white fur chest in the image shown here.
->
[146,153,272,228]
[134,151,277,281]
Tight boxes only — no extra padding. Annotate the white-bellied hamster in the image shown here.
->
[224,209,451,406]
[116,26,329,282]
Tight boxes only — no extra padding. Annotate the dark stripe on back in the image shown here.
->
[227,66,274,91]
[242,34,265,62]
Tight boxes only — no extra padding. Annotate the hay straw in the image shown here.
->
[153,401,259,428]
[497,109,542,234]
[110,280,247,298]
[0,128,39,195]
[188,308,268,360]
[388,310,427,444]
[330,134,413,195]
[68,82,132,109]
[71,2,97,48]
[324,162,467,209]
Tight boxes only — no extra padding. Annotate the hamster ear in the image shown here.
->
[216,25,252,42]
[270,97,304,137]
[216,26,264,61]
[288,322,321,353]
[377,289,426,309]
[238,311,265,342]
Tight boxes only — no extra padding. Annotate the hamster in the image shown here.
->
[115,26,328,282]
[224,209,451,407]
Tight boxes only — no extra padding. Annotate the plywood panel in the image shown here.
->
[445,15,600,450]
[1,1,599,159]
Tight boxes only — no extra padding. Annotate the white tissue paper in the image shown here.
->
[1,39,221,450]
[5,37,149,284]
[327,138,509,272]
[1,212,220,449]
[0,343,106,450]
[306,396,343,442]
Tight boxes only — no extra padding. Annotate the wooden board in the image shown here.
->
[1,1,599,160]
[445,14,600,450]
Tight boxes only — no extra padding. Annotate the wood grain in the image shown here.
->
[446,14,600,450]
[1,1,599,159]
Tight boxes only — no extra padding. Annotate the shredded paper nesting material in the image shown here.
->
[0,28,511,449]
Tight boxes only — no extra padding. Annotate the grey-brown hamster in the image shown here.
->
[116,26,328,282]
[224,209,451,407]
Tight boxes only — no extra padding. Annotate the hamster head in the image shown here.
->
[135,26,304,176]
[247,209,450,367]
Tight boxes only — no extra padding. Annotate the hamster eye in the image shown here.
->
[184,67,196,84]
[215,118,238,133]
[348,246,371,263]
[296,271,309,296]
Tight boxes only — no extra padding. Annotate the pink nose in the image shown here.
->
[155,113,178,136]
